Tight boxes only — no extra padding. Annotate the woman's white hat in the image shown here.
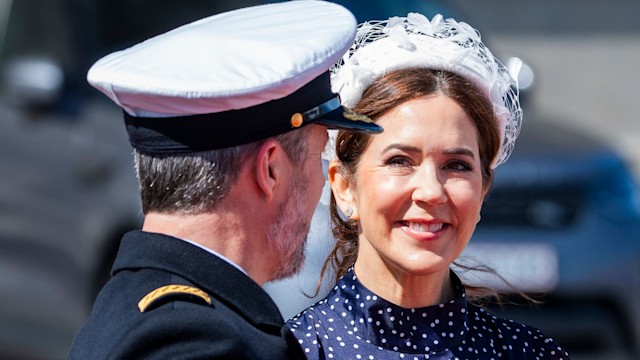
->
[330,13,522,168]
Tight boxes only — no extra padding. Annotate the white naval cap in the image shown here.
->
[87,0,382,154]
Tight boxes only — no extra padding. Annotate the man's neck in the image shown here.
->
[142,211,274,285]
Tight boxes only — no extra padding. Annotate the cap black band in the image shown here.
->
[124,72,335,154]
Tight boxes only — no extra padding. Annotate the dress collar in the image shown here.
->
[326,268,469,353]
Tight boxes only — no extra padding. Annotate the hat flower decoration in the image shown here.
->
[330,13,523,168]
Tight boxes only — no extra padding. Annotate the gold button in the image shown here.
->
[290,113,304,127]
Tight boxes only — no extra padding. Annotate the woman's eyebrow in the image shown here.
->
[444,147,476,159]
[382,144,476,159]
[381,143,421,154]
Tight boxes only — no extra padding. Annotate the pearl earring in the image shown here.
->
[344,207,353,218]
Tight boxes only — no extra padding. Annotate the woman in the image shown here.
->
[286,13,570,360]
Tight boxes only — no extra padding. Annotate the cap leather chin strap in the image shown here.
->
[299,97,341,123]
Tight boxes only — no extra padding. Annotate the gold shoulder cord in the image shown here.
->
[138,285,212,312]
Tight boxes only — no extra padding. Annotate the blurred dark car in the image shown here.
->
[469,113,640,359]
[1,1,639,360]
[0,1,141,359]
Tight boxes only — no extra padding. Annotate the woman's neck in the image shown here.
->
[353,258,454,309]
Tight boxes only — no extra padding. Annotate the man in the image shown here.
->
[67,1,382,359]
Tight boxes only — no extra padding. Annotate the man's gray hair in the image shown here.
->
[134,126,313,214]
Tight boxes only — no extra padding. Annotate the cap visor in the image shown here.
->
[314,106,383,134]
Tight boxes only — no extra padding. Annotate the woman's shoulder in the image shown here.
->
[287,301,321,331]
[286,299,335,360]
[467,304,571,359]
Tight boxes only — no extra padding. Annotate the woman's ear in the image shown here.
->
[481,182,491,198]
[477,184,490,224]
[328,160,359,220]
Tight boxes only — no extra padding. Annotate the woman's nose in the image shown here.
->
[411,166,447,205]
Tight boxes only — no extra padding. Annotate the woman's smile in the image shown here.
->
[399,220,448,240]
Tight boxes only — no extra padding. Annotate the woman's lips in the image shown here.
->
[400,221,448,240]
[404,221,443,233]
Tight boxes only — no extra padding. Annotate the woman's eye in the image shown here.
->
[446,160,472,172]
[386,156,413,167]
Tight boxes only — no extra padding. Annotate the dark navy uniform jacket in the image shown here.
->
[68,230,304,359]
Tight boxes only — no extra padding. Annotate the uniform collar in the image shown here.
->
[113,230,284,330]
[179,237,247,275]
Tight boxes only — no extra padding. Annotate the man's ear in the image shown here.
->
[255,139,285,202]
[328,160,358,220]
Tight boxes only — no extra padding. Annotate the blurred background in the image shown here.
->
[0,0,639,359]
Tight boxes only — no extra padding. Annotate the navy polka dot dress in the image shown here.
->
[287,269,570,360]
